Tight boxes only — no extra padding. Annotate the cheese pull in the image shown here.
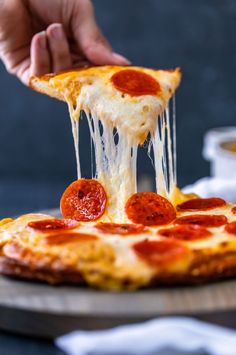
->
[30,66,181,221]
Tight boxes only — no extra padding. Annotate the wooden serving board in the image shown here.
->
[1,209,236,338]
[1,277,236,338]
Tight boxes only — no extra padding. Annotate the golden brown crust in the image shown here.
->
[30,74,64,101]
[29,65,181,103]
[189,250,236,281]
[1,210,236,290]
[0,255,84,285]
[2,233,236,289]
[1,239,151,290]
[149,251,236,286]
[3,241,236,289]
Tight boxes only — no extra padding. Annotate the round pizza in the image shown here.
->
[1,180,236,290]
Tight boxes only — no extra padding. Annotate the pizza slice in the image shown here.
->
[30,66,181,144]
[30,65,182,222]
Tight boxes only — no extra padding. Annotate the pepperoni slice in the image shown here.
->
[225,222,236,236]
[232,207,236,215]
[125,192,176,226]
[111,69,160,96]
[60,179,107,222]
[175,214,227,227]
[28,219,78,232]
[43,232,98,245]
[133,239,187,266]
[95,222,145,235]
[158,224,212,241]
[177,197,226,211]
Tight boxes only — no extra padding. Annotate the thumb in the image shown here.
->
[72,0,130,65]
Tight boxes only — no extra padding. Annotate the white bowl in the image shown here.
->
[203,127,236,178]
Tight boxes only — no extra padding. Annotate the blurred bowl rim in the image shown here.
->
[203,126,236,160]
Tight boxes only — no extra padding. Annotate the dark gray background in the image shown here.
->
[0,0,236,218]
[0,1,235,352]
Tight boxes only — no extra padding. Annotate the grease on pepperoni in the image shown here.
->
[177,197,226,211]
[95,222,145,235]
[225,222,236,236]
[232,207,236,215]
[111,69,160,96]
[42,232,98,245]
[60,179,107,222]
[158,224,212,241]
[133,239,187,266]
[28,218,78,232]
[175,214,227,227]
[125,192,176,226]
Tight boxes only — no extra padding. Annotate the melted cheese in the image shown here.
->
[49,66,181,145]
[44,66,182,222]
[68,104,180,222]
[69,106,138,222]
[68,101,81,179]
[149,106,175,199]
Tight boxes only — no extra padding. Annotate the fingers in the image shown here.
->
[30,31,50,76]
[30,0,130,78]
[82,29,131,66]
[72,0,130,66]
[30,24,72,76]
[46,23,72,72]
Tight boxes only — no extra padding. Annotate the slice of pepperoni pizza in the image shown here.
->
[30,66,181,144]
[30,65,183,221]
[1,180,236,290]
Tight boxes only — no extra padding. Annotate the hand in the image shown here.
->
[0,0,130,85]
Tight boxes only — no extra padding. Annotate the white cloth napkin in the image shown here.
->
[56,317,236,355]
[183,177,236,203]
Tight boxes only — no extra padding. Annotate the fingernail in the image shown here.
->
[38,32,47,49]
[112,52,131,65]
[50,24,64,40]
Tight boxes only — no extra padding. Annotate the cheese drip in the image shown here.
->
[85,110,137,222]
[67,99,81,179]
[149,101,177,199]
[66,96,178,221]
